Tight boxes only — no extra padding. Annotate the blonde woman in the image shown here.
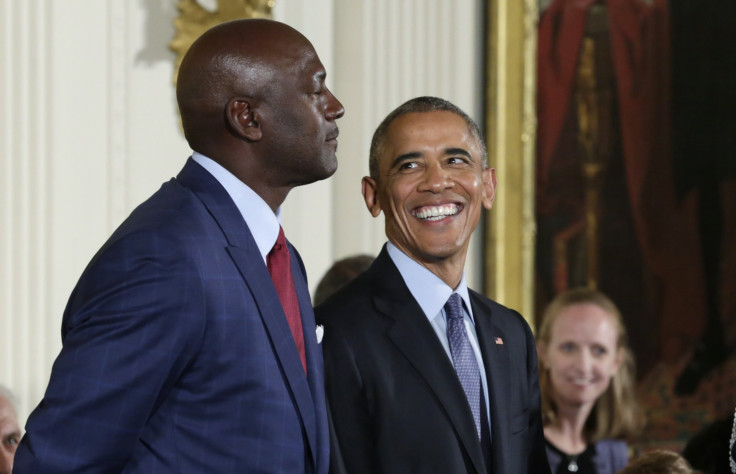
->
[537,288,644,473]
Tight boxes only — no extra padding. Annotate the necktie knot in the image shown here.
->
[271,228,286,255]
[445,293,464,321]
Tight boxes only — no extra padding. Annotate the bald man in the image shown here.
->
[14,19,344,473]
[0,386,20,474]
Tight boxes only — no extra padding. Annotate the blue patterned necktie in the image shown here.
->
[445,293,482,439]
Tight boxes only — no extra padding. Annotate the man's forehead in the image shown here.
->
[393,109,464,124]
[0,400,18,432]
[391,111,472,139]
[384,113,479,153]
[278,46,324,79]
[0,417,19,432]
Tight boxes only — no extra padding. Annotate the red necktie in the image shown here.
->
[267,227,307,373]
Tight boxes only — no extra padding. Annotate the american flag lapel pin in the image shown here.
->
[494,337,504,345]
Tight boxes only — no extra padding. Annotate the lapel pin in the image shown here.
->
[494,337,504,345]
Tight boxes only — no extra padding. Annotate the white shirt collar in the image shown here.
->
[191,151,281,262]
[386,242,473,322]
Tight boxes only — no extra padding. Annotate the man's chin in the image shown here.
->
[392,241,466,266]
[317,156,338,179]
[295,161,338,186]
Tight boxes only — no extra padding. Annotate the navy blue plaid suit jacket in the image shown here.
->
[14,158,329,473]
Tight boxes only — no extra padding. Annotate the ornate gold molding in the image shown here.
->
[170,0,274,85]
[484,0,538,325]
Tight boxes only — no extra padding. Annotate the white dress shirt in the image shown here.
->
[387,242,491,426]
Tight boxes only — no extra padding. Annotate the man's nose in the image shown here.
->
[419,164,453,193]
[325,89,345,120]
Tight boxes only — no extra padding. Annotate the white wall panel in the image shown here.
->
[1,0,55,423]
[1,0,190,423]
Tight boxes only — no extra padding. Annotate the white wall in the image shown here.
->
[1,0,483,424]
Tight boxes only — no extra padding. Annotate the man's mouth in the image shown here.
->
[413,204,461,221]
[326,128,340,141]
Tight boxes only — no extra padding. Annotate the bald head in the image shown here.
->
[175,18,344,210]
[176,19,314,153]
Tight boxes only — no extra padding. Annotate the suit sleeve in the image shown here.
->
[321,321,378,474]
[14,230,205,473]
[520,314,553,474]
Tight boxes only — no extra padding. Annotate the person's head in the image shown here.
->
[176,19,345,210]
[313,254,375,306]
[0,386,20,474]
[536,287,643,442]
[362,97,495,285]
[619,450,697,474]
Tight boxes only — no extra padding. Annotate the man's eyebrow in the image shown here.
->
[314,71,326,82]
[444,147,473,159]
[389,151,422,169]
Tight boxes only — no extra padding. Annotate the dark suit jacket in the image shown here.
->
[14,158,329,473]
[316,247,550,474]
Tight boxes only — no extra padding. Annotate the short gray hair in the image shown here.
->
[0,384,18,415]
[368,96,488,179]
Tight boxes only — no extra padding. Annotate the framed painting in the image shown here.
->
[485,0,736,451]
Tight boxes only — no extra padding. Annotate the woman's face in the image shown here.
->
[541,303,623,412]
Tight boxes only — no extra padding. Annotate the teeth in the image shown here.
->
[415,204,459,220]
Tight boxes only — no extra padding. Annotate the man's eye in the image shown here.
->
[5,436,19,447]
[398,162,418,171]
[447,156,470,166]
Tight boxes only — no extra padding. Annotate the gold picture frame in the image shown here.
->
[484,0,538,325]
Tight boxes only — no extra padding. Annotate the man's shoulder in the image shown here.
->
[467,289,537,347]
[109,181,201,238]
[468,289,525,322]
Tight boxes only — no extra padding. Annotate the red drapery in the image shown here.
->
[537,0,705,361]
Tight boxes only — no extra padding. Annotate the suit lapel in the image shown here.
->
[290,244,328,473]
[177,159,318,468]
[371,249,487,474]
[226,246,318,462]
[472,293,512,471]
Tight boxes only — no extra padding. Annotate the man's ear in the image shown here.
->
[362,176,382,217]
[226,98,262,141]
[481,167,497,210]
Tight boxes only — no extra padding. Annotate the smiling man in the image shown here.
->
[317,96,550,474]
